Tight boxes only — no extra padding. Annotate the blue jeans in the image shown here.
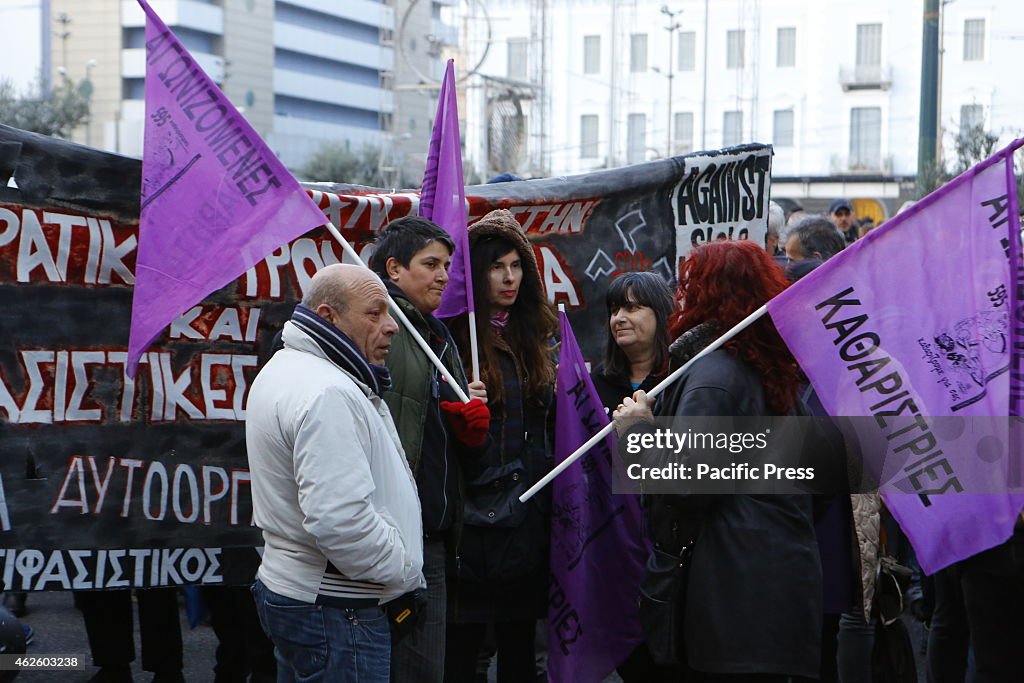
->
[252,580,390,683]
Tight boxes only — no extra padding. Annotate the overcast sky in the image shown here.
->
[0,0,42,93]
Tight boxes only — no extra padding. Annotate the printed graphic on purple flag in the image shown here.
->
[549,311,649,682]
[127,0,328,375]
[420,59,473,319]
[767,141,1024,574]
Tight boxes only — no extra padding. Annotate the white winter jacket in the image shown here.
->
[246,322,424,605]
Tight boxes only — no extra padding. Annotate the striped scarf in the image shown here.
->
[290,304,392,397]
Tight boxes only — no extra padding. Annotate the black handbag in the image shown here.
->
[871,557,918,683]
[638,543,694,665]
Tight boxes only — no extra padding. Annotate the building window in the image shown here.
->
[583,35,601,74]
[856,24,882,67]
[959,104,984,136]
[773,110,794,147]
[777,27,796,67]
[723,110,743,146]
[630,34,648,72]
[678,32,696,71]
[507,38,528,80]
[627,113,646,164]
[964,19,985,61]
[850,106,882,170]
[674,112,694,153]
[580,114,599,158]
[727,30,745,69]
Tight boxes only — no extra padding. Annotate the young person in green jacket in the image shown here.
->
[371,216,489,683]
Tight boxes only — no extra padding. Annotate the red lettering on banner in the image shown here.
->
[613,250,652,276]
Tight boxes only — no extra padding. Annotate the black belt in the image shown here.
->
[316,595,380,609]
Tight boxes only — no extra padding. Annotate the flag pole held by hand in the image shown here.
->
[519,304,767,502]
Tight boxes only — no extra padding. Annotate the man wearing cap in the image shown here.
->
[829,199,858,244]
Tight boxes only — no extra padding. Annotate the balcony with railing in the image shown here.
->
[830,153,894,175]
[838,64,892,91]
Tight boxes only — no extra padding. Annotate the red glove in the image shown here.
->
[440,399,491,448]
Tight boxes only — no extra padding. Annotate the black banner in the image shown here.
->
[0,124,770,588]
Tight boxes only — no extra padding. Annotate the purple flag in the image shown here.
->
[549,311,648,682]
[421,59,473,318]
[767,141,1024,574]
[127,0,327,374]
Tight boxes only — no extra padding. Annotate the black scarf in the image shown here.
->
[290,304,392,397]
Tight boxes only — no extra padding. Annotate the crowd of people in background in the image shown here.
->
[4,196,1021,683]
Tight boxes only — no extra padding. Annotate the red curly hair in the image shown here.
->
[668,240,800,415]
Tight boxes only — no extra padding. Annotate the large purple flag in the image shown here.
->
[549,311,648,682]
[127,0,328,374]
[421,59,473,319]
[767,141,1024,574]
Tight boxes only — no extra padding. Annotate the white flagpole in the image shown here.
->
[468,311,480,383]
[519,304,768,502]
[322,222,471,404]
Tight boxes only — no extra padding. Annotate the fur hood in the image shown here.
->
[467,209,542,291]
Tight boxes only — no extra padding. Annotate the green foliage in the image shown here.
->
[915,124,1005,200]
[0,77,90,139]
[299,143,392,186]
[953,124,999,176]
[914,159,949,199]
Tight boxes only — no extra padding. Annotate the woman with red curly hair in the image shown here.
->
[615,240,822,682]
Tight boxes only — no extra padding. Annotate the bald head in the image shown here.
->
[303,264,384,312]
[302,264,397,363]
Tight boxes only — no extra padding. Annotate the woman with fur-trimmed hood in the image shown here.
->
[444,209,558,683]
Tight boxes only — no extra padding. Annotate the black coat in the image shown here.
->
[448,339,554,622]
[648,348,823,678]
[590,368,664,416]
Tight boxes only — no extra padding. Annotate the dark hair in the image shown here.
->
[603,272,674,379]
[669,241,801,415]
[788,216,846,261]
[369,216,454,278]
[451,234,557,403]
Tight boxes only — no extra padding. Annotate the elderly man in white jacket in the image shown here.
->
[246,263,424,683]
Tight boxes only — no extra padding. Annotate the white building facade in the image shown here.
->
[459,0,1024,205]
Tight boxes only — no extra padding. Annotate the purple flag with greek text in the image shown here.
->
[549,311,648,682]
[421,59,473,319]
[767,141,1024,574]
[127,0,327,374]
